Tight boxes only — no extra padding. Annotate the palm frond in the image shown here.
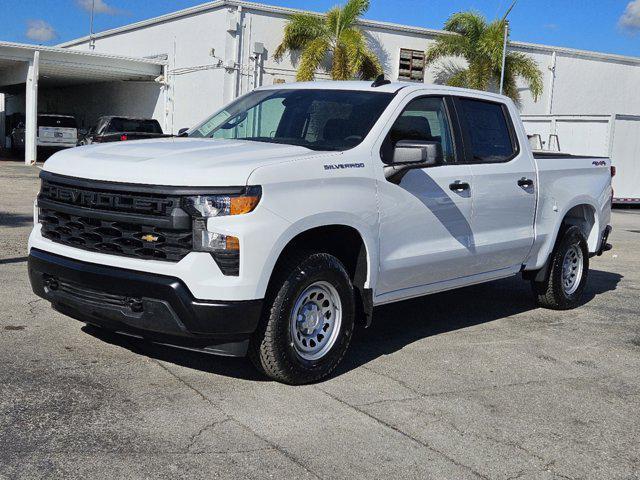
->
[446,69,469,88]
[331,43,351,80]
[444,11,487,43]
[296,37,330,81]
[425,35,471,64]
[358,49,383,79]
[479,19,508,68]
[339,0,370,30]
[340,28,381,79]
[274,13,326,61]
[505,52,543,101]
[466,60,492,90]
[325,7,341,36]
[339,28,366,74]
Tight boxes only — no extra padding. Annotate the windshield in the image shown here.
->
[189,89,394,151]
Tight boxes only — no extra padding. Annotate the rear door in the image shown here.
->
[453,96,536,273]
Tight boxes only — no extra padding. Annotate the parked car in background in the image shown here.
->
[29,81,613,384]
[78,116,169,145]
[10,114,78,153]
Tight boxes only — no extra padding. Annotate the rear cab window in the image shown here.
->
[456,98,518,163]
[38,116,77,128]
[107,118,163,134]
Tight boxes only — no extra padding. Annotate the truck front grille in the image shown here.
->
[38,174,193,262]
[39,209,192,261]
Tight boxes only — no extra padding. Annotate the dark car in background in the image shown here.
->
[78,116,170,145]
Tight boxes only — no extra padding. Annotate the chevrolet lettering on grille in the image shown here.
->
[43,183,174,216]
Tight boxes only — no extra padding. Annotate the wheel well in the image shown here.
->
[269,225,372,326]
[525,203,597,283]
[562,204,598,251]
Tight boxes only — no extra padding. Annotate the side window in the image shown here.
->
[383,96,455,163]
[458,98,517,162]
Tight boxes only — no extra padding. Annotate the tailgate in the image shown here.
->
[38,126,77,144]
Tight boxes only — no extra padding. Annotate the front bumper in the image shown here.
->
[28,248,263,356]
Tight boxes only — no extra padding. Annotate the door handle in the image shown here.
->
[518,177,534,188]
[449,181,470,192]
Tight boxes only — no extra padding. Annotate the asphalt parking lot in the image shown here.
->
[1,160,639,480]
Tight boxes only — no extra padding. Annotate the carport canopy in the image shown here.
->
[0,41,165,164]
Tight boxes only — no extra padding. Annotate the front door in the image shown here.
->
[376,95,475,296]
[454,96,537,274]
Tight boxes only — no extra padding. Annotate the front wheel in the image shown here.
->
[249,252,355,384]
[532,225,589,310]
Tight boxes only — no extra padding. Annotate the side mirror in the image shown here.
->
[177,127,189,137]
[384,140,443,181]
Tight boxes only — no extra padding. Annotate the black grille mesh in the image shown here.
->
[40,208,192,261]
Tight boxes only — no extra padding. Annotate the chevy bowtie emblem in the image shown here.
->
[141,234,159,242]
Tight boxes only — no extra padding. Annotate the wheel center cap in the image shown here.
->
[301,304,320,332]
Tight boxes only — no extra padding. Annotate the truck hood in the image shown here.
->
[43,137,325,186]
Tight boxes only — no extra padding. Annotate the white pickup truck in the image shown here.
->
[28,81,613,384]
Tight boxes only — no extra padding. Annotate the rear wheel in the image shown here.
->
[249,252,355,384]
[532,226,589,310]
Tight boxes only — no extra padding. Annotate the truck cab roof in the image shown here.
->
[256,80,514,103]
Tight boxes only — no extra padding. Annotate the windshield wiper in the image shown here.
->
[239,137,343,151]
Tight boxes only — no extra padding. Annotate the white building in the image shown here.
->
[2,0,640,165]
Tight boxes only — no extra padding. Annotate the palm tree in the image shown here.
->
[274,0,382,81]
[425,8,543,103]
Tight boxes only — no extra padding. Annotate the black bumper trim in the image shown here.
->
[28,249,263,355]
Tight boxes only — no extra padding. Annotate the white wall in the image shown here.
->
[61,2,640,128]
[67,7,230,133]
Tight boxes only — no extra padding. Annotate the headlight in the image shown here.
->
[183,186,261,218]
[183,187,261,276]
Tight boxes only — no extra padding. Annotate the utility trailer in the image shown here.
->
[522,114,640,204]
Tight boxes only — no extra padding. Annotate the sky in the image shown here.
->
[1,0,640,57]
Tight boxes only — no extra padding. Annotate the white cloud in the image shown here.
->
[26,19,57,43]
[75,0,121,15]
[619,0,640,33]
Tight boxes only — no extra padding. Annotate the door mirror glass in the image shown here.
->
[392,140,442,166]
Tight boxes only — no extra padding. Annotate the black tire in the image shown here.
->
[249,252,355,384]
[532,225,589,310]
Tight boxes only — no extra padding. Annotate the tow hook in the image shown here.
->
[126,297,144,313]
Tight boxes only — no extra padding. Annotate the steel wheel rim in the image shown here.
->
[562,243,584,295]
[290,281,342,361]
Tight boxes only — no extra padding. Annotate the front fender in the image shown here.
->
[255,210,379,298]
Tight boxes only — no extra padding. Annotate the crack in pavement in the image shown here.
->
[151,359,325,480]
[316,386,491,480]
[354,367,617,407]
[186,418,232,453]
